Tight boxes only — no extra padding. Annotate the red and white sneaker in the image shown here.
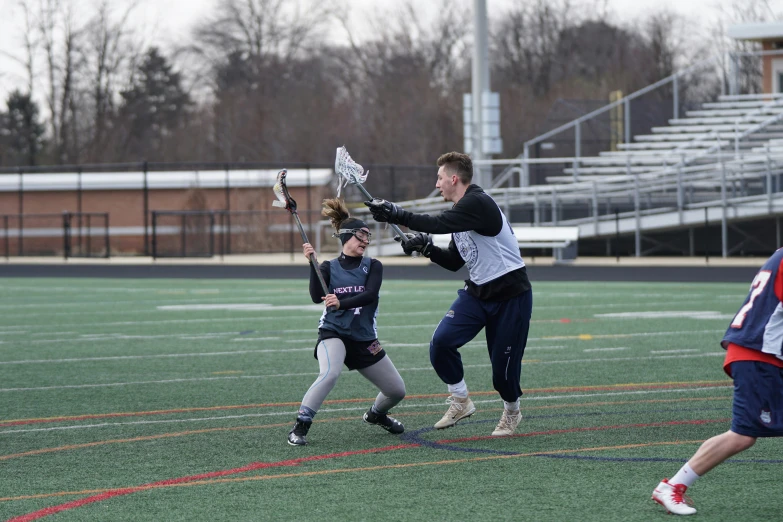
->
[652,479,696,515]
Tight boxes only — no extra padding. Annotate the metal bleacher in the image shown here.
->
[379,75,783,258]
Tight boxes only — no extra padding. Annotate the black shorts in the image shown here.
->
[315,329,387,370]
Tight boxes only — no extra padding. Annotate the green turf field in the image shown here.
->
[0,277,779,521]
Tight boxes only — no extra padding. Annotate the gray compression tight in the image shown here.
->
[300,337,406,414]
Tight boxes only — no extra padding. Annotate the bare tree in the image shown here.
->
[16,1,38,96]
[184,0,338,162]
[332,0,470,164]
[80,0,141,161]
[26,0,86,163]
[493,0,575,98]
[192,0,334,76]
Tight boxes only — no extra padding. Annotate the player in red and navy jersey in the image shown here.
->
[652,248,783,515]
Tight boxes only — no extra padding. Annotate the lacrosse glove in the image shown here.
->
[394,232,434,258]
[364,198,411,225]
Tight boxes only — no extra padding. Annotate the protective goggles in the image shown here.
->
[334,228,372,243]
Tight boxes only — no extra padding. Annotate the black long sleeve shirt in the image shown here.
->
[400,184,531,301]
[309,253,383,310]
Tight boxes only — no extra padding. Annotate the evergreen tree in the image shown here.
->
[117,47,191,159]
[2,90,46,166]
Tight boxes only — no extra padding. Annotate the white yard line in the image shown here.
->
[0,347,309,365]
[0,352,726,393]
[528,329,720,341]
[0,385,731,436]
[583,347,628,352]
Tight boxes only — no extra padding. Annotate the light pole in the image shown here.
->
[472,0,489,186]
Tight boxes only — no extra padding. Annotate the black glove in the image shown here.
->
[394,232,434,257]
[364,198,409,225]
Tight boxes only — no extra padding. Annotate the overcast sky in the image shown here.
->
[0,0,764,104]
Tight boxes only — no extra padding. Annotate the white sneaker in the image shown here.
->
[652,479,696,515]
[491,409,522,436]
[434,396,476,429]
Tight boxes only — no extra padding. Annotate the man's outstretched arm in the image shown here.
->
[365,193,501,235]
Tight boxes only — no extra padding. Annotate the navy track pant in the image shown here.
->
[429,288,532,402]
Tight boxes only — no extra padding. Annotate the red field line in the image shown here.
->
[5,444,418,522]
[4,417,728,520]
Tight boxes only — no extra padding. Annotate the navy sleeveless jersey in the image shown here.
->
[723,247,783,360]
[318,256,379,341]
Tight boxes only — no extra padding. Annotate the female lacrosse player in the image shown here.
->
[287,198,406,446]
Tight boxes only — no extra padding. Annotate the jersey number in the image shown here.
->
[353,307,362,316]
[730,270,772,328]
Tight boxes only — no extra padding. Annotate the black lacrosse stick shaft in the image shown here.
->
[354,184,408,239]
[289,210,333,312]
[277,170,334,312]
[291,211,331,303]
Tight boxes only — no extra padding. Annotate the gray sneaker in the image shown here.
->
[434,396,476,429]
[491,409,522,436]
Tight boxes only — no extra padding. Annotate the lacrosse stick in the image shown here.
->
[334,146,419,257]
[273,169,335,312]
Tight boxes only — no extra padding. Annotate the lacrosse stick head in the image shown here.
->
[272,169,298,213]
[335,146,369,197]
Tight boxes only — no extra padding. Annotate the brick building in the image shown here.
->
[0,168,333,257]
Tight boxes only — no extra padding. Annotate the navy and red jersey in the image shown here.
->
[722,248,783,367]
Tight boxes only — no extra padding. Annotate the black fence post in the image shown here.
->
[77,167,83,256]
[615,208,620,262]
[209,211,215,257]
[217,212,224,259]
[704,207,709,264]
[3,215,8,259]
[224,164,230,212]
[289,213,294,261]
[62,211,71,260]
[86,214,92,257]
[306,164,312,246]
[18,168,23,256]
[151,211,158,259]
[143,161,149,256]
[224,164,231,255]
[181,213,187,257]
[104,213,110,258]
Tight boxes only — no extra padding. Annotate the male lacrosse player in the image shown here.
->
[651,248,783,515]
[365,152,532,436]
[287,198,406,446]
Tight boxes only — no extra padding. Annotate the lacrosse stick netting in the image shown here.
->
[334,146,412,245]
[272,169,333,306]
[334,146,368,198]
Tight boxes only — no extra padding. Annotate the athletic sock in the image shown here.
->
[670,463,700,488]
[503,399,520,412]
[448,380,468,398]
[370,405,385,415]
[297,405,317,423]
